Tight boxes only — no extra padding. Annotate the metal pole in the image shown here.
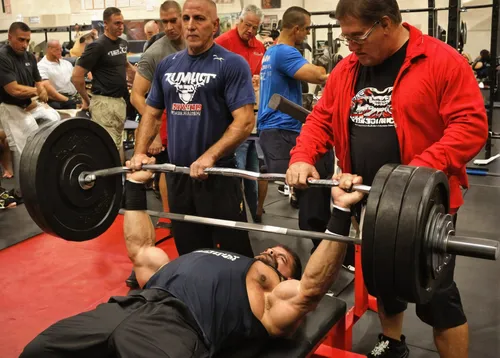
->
[486,0,499,158]
[428,0,437,37]
[115,209,499,261]
[447,0,461,49]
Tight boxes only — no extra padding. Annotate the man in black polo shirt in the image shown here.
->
[72,7,136,163]
[0,22,60,199]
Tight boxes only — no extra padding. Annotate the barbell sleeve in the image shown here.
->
[80,165,372,193]
[444,235,499,260]
[118,209,360,245]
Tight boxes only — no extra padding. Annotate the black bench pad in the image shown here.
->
[217,295,346,358]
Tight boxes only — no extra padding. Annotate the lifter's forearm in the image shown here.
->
[135,106,163,154]
[299,210,350,300]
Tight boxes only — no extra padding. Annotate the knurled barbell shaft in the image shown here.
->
[80,164,372,193]
[116,209,499,261]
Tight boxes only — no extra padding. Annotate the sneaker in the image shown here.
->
[368,334,409,358]
[343,264,355,273]
[277,184,289,196]
[7,189,23,205]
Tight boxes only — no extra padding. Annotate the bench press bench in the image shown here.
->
[216,295,351,358]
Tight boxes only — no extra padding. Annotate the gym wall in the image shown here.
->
[0,0,493,59]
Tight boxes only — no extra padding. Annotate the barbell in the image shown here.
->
[20,118,499,305]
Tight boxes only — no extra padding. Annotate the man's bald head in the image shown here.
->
[46,39,62,60]
[47,39,60,48]
[144,20,160,40]
[183,0,217,19]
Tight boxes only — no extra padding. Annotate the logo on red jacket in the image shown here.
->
[350,87,394,127]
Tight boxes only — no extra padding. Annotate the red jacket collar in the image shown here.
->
[347,23,426,65]
[230,27,258,48]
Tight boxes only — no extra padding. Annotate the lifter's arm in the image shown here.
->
[190,103,255,178]
[261,174,365,336]
[123,157,170,287]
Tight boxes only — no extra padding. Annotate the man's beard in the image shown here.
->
[256,253,278,269]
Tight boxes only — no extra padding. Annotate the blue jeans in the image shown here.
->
[235,140,259,220]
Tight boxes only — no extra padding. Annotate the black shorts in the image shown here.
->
[166,173,254,257]
[259,129,300,174]
[20,289,209,358]
[380,215,467,329]
[154,149,170,165]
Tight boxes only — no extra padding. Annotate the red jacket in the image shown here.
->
[215,28,266,75]
[290,23,488,209]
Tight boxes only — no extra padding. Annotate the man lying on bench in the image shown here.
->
[20,157,365,358]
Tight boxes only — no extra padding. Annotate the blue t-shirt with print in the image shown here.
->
[257,44,308,133]
[147,44,255,167]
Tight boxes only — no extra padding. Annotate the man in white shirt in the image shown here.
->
[38,39,79,109]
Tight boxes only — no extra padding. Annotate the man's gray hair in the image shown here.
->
[239,4,263,22]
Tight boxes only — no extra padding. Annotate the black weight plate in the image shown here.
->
[361,164,399,297]
[20,121,60,232]
[372,165,417,299]
[21,118,123,241]
[395,167,449,304]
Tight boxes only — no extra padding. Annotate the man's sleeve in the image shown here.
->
[409,59,488,174]
[289,67,336,165]
[37,61,48,81]
[223,54,255,112]
[275,46,308,78]
[0,55,16,87]
[136,50,155,82]
[77,42,102,71]
[146,60,166,110]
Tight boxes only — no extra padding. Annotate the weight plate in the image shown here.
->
[361,164,398,297]
[20,121,60,232]
[394,167,450,304]
[20,118,123,241]
[372,165,417,299]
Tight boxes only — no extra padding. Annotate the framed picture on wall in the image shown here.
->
[261,15,278,31]
[262,0,281,9]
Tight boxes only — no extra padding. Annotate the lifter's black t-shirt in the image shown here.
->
[350,41,408,186]
[77,35,128,98]
[0,45,41,108]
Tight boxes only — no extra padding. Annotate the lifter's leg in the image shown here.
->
[20,302,128,358]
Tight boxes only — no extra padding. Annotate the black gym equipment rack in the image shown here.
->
[0,24,92,44]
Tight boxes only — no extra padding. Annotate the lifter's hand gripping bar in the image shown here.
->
[79,164,371,194]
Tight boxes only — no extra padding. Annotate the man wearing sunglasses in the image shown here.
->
[287,1,488,358]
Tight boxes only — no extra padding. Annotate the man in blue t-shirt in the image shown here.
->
[130,0,256,257]
[258,6,327,175]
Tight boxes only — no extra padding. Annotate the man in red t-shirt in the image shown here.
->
[215,5,268,223]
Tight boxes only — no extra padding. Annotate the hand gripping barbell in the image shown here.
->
[20,118,499,305]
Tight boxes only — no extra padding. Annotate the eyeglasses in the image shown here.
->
[338,21,380,45]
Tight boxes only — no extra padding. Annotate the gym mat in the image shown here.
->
[0,215,176,358]
[0,204,43,251]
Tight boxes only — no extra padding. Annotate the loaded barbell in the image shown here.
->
[20,118,499,305]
